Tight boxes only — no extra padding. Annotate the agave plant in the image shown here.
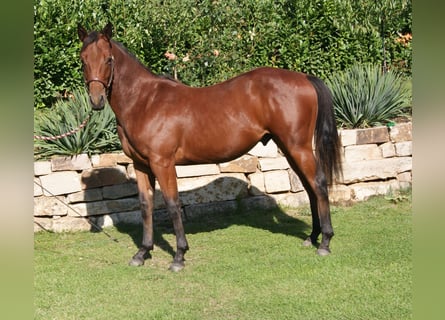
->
[326,64,411,128]
[34,87,121,159]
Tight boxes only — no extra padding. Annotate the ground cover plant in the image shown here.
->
[34,193,412,319]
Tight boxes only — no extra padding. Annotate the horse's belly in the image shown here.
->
[176,131,264,165]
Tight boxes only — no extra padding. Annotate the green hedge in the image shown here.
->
[34,0,411,109]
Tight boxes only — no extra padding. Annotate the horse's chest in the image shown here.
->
[118,124,174,167]
[117,125,148,162]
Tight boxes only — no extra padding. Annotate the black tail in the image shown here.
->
[307,75,343,185]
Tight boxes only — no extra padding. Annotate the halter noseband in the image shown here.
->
[85,55,115,91]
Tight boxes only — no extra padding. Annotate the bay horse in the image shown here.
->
[78,24,342,271]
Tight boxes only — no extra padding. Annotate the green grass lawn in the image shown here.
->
[34,194,412,319]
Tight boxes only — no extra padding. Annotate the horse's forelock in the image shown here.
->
[81,31,110,50]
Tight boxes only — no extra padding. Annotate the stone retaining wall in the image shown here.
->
[34,122,412,232]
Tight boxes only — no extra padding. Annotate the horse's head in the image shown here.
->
[78,23,114,110]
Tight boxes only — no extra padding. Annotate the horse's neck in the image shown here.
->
[109,43,157,117]
[111,42,158,87]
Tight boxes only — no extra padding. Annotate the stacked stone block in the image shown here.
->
[34,122,412,232]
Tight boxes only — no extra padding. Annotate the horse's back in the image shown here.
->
[221,67,319,136]
[187,67,316,116]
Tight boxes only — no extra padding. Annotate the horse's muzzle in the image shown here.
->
[89,94,106,110]
[88,81,107,110]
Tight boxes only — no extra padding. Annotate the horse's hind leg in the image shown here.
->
[283,146,334,256]
[129,164,155,266]
[302,191,321,248]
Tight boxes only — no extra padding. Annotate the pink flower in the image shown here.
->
[164,52,177,61]
[182,54,190,62]
[213,49,220,57]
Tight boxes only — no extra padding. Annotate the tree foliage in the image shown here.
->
[34,0,411,109]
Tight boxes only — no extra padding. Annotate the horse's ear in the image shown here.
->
[102,23,113,39]
[78,24,88,41]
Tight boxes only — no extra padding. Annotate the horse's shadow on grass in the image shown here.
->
[88,176,313,261]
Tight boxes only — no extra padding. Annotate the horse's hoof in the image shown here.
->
[169,262,185,272]
[316,248,331,256]
[128,257,144,267]
[302,238,314,247]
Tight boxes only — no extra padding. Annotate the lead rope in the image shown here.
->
[34,179,121,244]
[34,110,94,141]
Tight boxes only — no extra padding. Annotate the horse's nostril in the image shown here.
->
[89,94,105,109]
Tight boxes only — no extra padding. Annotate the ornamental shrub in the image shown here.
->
[326,64,412,128]
[34,87,120,159]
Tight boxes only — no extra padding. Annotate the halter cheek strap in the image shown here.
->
[85,56,115,91]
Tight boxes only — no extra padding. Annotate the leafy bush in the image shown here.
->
[33,1,412,157]
[34,0,412,109]
[326,64,411,128]
[34,87,120,159]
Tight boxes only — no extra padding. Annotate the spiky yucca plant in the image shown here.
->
[34,87,121,159]
[326,64,411,128]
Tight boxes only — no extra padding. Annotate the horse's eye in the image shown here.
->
[106,57,113,65]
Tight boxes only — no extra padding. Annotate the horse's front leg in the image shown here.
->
[151,162,189,271]
[164,197,189,271]
[129,164,156,266]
